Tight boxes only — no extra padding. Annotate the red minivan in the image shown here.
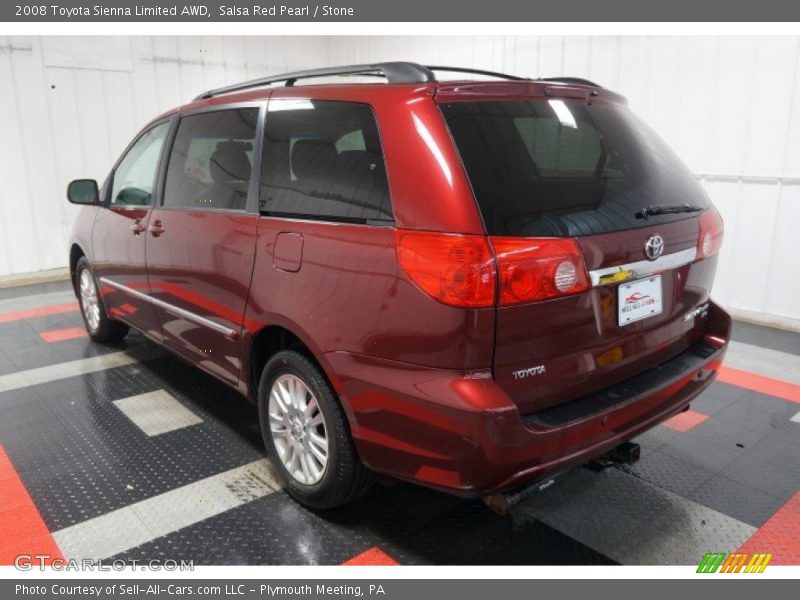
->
[67,62,730,509]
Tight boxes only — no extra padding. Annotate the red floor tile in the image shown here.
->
[0,445,62,565]
[342,547,399,565]
[39,326,87,343]
[663,409,709,432]
[738,491,800,565]
[718,366,800,405]
[0,301,78,324]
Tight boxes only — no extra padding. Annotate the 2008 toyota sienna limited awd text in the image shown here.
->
[66,62,730,509]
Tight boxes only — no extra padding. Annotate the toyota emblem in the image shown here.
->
[645,235,664,260]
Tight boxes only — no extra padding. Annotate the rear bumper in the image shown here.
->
[325,300,731,495]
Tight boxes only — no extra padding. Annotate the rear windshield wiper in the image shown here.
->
[635,204,704,220]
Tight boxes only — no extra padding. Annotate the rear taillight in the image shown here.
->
[491,237,590,305]
[396,231,591,308]
[395,231,496,308]
[697,206,724,259]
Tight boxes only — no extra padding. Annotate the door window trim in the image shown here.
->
[104,117,175,209]
[154,101,267,215]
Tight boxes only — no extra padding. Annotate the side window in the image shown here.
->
[110,122,169,207]
[163,108,259,211]
[260,100,392,222]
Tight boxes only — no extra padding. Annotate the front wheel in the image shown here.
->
[75,257,129,343]
[258,350,372,509]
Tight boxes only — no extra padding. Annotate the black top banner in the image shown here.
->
[4,0,800,22]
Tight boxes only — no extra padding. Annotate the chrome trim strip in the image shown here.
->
[99,277,238,339]
[589,247,697,287]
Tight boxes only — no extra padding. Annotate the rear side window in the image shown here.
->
[260,99,392,223]
[163,108,258,211]
[110,122,169,207]
[441,100,710,237]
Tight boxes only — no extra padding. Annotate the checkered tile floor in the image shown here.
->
[0,280,798,565]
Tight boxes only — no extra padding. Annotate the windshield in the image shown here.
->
[440,99,710,237]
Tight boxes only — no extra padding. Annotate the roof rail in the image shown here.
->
[194,62,436,100]
[193,62,602,102]
[537,76,602,87]
[426,66,528,81]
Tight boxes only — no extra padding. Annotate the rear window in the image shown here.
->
[441,100,710,237]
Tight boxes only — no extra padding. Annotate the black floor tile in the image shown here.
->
[761,420,800,449]
[1,353,265,531]
[379,500,616,565]
[688,416,775,452]
[720,452,800,503]
[659,429,747,473]
[713,391,798,432]
[691,382,750,416]
[731,321,800,356]
[0,346,23,375]
[688,473,789,527]
[621,449,715,497]
[739,434,800,474]
[633,424,680,450]
[0,280,72,300]
[22,311,84,334]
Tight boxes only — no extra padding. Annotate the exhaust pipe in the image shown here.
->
[482,441,642,516]
[483,477,557,517]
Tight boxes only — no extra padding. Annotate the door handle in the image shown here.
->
[149,220,165,237]
[131,220,146,235]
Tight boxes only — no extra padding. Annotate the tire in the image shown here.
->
[258,349,373,509]
[75,257,129,343]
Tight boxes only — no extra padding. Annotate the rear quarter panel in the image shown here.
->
[242,219,495,376]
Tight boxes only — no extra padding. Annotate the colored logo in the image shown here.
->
[625,292,651,304]
[621,291,657,313]
[696,552,772,573]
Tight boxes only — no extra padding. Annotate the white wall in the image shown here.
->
[0,35,328,276]
[1,35,798,327]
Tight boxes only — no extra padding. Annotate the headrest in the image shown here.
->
[291,139,339,180]
[209,140,252,184]
[336,149,381,173]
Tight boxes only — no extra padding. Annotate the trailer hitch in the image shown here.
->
[588,441,641,469]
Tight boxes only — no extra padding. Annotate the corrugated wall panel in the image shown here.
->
[0,39,42,274]
[0,35,797,327]
[767,184,800,320]
[45,67,87,257]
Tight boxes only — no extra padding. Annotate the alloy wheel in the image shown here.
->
[79,269,101,333]
[268,373,329,485]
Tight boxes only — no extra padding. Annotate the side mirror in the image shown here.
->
[67,179,99,205]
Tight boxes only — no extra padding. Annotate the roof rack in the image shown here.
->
[537,76,602,87]
[193,62,600,101]
[426,66,528,81]
[194,62,436,100]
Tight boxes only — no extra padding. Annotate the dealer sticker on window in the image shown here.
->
[618,275,663,325]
